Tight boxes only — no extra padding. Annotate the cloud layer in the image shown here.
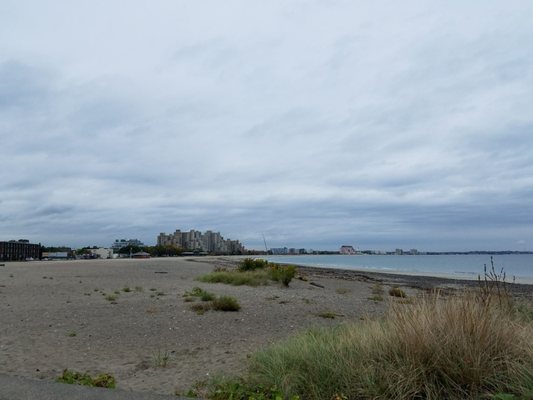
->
[1,1,533,250]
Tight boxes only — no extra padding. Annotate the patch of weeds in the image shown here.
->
[149,288,157,291]
[152,349,171,367]
[265,295,280,301]
[134,286,143,292]
[212,296,241,311]
[183,296,195,302]
[156,291,165,296]
[67,331,77,337]
[336,288,350,295]
[150,294,155,298]
[122,286,131,293]
[83,292,91,296]
[368,295,384,302]
[191,303,211,315]
[93,288,98,292]
[203,376,300,400]
[56,369,116,388]
[389,286,406,298]
[114,290,120,295]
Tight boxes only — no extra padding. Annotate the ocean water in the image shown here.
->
[264,254,533,281]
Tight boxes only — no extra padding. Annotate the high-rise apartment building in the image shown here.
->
[157,229,244,254]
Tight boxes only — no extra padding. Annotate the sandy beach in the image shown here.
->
[0,257,531,396]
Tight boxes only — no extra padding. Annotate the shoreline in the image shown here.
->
[211,256,533,296]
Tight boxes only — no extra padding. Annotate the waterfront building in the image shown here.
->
[0,240,41,261]
[157,229,244,254]
[340,245,357,255]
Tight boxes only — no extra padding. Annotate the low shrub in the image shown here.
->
[238,258,269,272]
[269,265,296,287]
[56,369,116,388]
[212,296,241,311]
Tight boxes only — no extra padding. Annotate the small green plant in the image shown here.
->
[368,295,384,302]
[201,291,215,301]
[152,349,171,367]
[67,331,77,337]
[105,294,117,302]
[156,291,165,296]
[212,296,241,311]
[149,288,157,291]
[388,286,406,298]
[190,303,211,315]
[184,287,214,300]
[122,286,131,293]
[56,369,115,388]
[114,290,120,295]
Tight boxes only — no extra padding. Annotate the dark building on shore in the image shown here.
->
[0,240,41,261]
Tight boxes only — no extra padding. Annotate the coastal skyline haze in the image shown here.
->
[1,1,533,251]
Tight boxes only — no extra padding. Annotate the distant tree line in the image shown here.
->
[117,244,183,257]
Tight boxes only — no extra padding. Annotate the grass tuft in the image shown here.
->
[198,270,270,287]
[388,285,406,298]
[212,296,241,311]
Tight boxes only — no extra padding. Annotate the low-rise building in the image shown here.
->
[0,240,41,261]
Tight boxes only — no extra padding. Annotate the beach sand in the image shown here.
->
[0,257,530,396]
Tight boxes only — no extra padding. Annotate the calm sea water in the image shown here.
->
[263,254,533,280]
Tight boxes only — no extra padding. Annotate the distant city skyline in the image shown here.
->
[1,1,532,251]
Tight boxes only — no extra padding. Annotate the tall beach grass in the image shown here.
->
[210,290,533,399]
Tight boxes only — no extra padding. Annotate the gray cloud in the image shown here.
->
[1,1,532,251]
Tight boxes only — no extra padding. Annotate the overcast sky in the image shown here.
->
[1,1,532,251]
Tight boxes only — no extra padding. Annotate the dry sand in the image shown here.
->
[0,257,530,396]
